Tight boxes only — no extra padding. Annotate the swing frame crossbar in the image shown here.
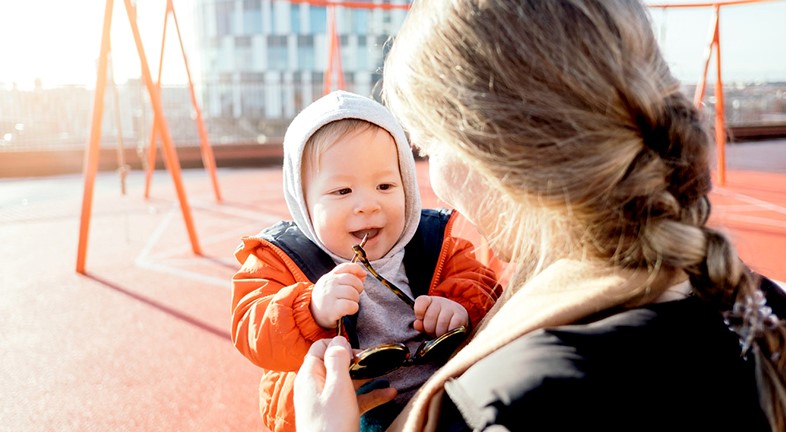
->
[77,0,218,273]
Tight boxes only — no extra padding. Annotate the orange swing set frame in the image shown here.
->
[77,0,220,273]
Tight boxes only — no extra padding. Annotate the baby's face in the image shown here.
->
[304,127,406,261]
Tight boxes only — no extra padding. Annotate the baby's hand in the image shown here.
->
[310,263,367,329]
[413,296,468,337]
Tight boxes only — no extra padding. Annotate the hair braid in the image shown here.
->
[383,0,786,425]
[653,93,786,431]
[573,11,786,425]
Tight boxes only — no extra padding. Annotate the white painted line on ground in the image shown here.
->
[135,205,228,287]
[715,204,777,213]
[137,205,176,259]
[134,202,289,288]
[136,258,230,288]
[714,188,786,215]
[721,214,786,229]
[190,199,287,222]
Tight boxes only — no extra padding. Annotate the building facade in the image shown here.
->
[193,0,411,139]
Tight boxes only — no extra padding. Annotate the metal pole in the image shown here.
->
[77,0,115,274]
[124,0,202,255]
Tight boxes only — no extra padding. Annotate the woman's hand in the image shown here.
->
[294,337,397,432]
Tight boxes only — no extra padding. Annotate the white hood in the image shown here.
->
[281,90,422,262]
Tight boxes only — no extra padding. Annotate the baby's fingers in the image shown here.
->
[448,314,467,333]
[332,262,368,281]
[413,295,432,319]
[334,297,361,318]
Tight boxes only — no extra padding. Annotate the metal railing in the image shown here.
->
[1,80,784,153]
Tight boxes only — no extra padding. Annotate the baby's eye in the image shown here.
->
[378,183,394,191]
[332,188,351,196]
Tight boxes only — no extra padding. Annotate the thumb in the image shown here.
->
[323,336,353,389]
[358,387,398,414]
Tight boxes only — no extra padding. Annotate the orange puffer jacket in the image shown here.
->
[231,210,500,432]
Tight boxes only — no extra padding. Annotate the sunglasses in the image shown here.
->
[343,238,467,380]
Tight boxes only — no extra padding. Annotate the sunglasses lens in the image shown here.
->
[413,325,468,364]
[349,343,410,380]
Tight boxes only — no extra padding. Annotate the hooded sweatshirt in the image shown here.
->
[282,90,435,413]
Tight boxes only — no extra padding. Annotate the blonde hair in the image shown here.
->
[383,0,786,427]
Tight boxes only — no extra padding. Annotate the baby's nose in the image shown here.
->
[354,195,381,214]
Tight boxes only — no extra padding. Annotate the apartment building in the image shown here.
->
[193,0,411,137]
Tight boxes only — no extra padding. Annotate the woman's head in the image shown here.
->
[384,1,786,426]
[384,0,710,276]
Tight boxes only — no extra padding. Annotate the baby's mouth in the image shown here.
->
[352,228,379,241]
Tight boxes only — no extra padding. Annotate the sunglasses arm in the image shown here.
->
[352,245,416,307]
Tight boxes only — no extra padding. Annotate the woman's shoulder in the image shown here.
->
[441,298,767,431]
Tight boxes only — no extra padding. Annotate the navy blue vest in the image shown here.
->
[258,208,453,347]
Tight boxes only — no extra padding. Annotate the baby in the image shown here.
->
[231,90,500,432]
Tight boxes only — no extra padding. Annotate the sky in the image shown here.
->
[0,0,197,90]
[0,0,784,90]
[646,0,786,84]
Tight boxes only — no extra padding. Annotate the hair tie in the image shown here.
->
[723,290,780,357]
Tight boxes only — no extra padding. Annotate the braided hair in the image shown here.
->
[383,0,786,427]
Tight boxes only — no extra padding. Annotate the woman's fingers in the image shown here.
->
[294,337,361,432]
[294,340,330,420]
[323,337,353,389]
[357,387,398,414]
[300,338,330,383]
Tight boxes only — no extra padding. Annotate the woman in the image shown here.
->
[294,0,786,430]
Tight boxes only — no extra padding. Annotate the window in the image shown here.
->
[243,0,262,34]
[312,72,324,95]
[351,9,368,34]
[268,35,289,70]
[235,35,252,47]
[291,4,301,34]
[297,35,315,71]
[241,84,265,118]
[216,0,234,37]
[310,7,327,34]
[240,72,265,83]
[356,35,368,69]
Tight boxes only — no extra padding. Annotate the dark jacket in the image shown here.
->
[437,280,784,431]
